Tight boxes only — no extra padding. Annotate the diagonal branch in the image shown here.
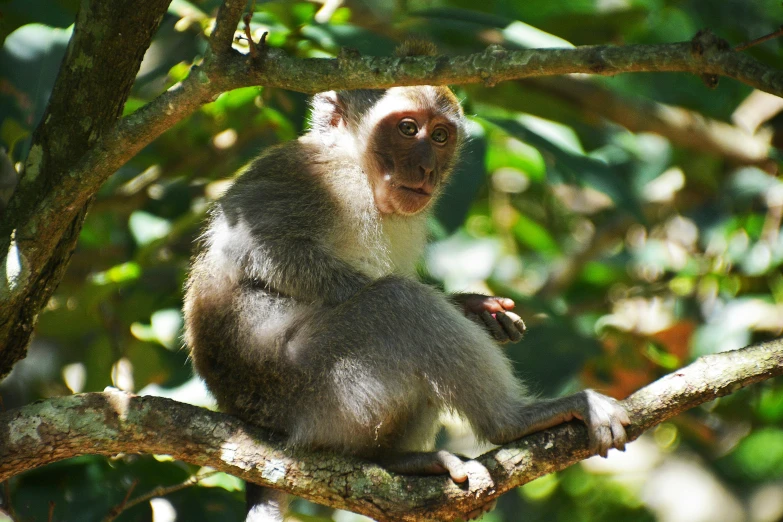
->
[0,337,780,521]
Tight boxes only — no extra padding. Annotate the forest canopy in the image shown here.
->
[1,1,783,521]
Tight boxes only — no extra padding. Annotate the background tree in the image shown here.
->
[1,0,783,521]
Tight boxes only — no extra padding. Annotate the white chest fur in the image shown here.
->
[330,212,428,279]
[330,207,428,279]
[319,158,429,279]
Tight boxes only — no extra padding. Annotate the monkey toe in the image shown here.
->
[382,450,468,483]
[435,450,469,483]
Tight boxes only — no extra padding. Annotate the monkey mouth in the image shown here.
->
[400,185,432,197]
[394,184,434,215]
[398,185,433,197]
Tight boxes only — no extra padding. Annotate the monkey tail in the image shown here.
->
[245,483,289,522]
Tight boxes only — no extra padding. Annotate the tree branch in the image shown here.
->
[53,32,783,224]
[209,0,247,55]
[3,18,783,377]
[1,338,780,521]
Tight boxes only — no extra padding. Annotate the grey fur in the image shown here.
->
[184,85,628,521]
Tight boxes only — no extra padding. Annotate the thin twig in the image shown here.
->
[102,479,138,522]
[102,471,219,522]
[242,0,260,58]
[735,26,783,51]
[47,501,55,522]
[243,12,257,58]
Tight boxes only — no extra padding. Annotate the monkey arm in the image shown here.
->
[244,237,372,305]
[206,144,375,306]
[204,211,371,305]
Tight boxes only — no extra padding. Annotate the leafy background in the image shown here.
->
[2,0,783,521]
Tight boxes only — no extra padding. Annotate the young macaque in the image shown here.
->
[184,44,629,521]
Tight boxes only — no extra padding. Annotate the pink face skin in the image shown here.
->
[363,108,459,216]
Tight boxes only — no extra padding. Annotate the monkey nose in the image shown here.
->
[419,165,434,180]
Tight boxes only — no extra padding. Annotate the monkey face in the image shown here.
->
[362,89,463,216]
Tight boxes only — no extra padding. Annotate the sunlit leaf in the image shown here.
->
[199,472,244,492]
[129,211,171,246]
[89,262,141,286]
[484,117,643,219]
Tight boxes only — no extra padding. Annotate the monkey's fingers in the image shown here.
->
[480,310,510,343]
[496,311,526,343]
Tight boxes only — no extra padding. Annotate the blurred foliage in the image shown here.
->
[2,0,783,521]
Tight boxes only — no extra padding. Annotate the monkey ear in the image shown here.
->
[311,91,346,131]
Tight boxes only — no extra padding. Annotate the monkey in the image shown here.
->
[183,43,630,522]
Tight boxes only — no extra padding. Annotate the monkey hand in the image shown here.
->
[452,293,526,343]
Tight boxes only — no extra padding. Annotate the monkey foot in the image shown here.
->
[380,450,468,483]
[579,390,631,457]
[465,499,497,520]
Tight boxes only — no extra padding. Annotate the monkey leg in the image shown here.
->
[486,390,631,458]
[285,277,529,451]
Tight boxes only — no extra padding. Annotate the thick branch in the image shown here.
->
[57,35,783,219]
[1,338,780,521]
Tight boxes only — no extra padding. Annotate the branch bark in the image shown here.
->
[1,338,780,521]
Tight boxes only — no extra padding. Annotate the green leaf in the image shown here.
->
[0,117,28,157]
[89,262,141,286]
[502,20,574,49]
[731,428,783,480]
[512,213,560,255]
[642,342,679,370]
[435,118,487,233]
[483,116,643,220]
[129,211,171,246]
[199,472,244,492]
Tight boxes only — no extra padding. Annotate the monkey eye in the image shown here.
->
[431,127,449,144]
[398,120,418,137]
